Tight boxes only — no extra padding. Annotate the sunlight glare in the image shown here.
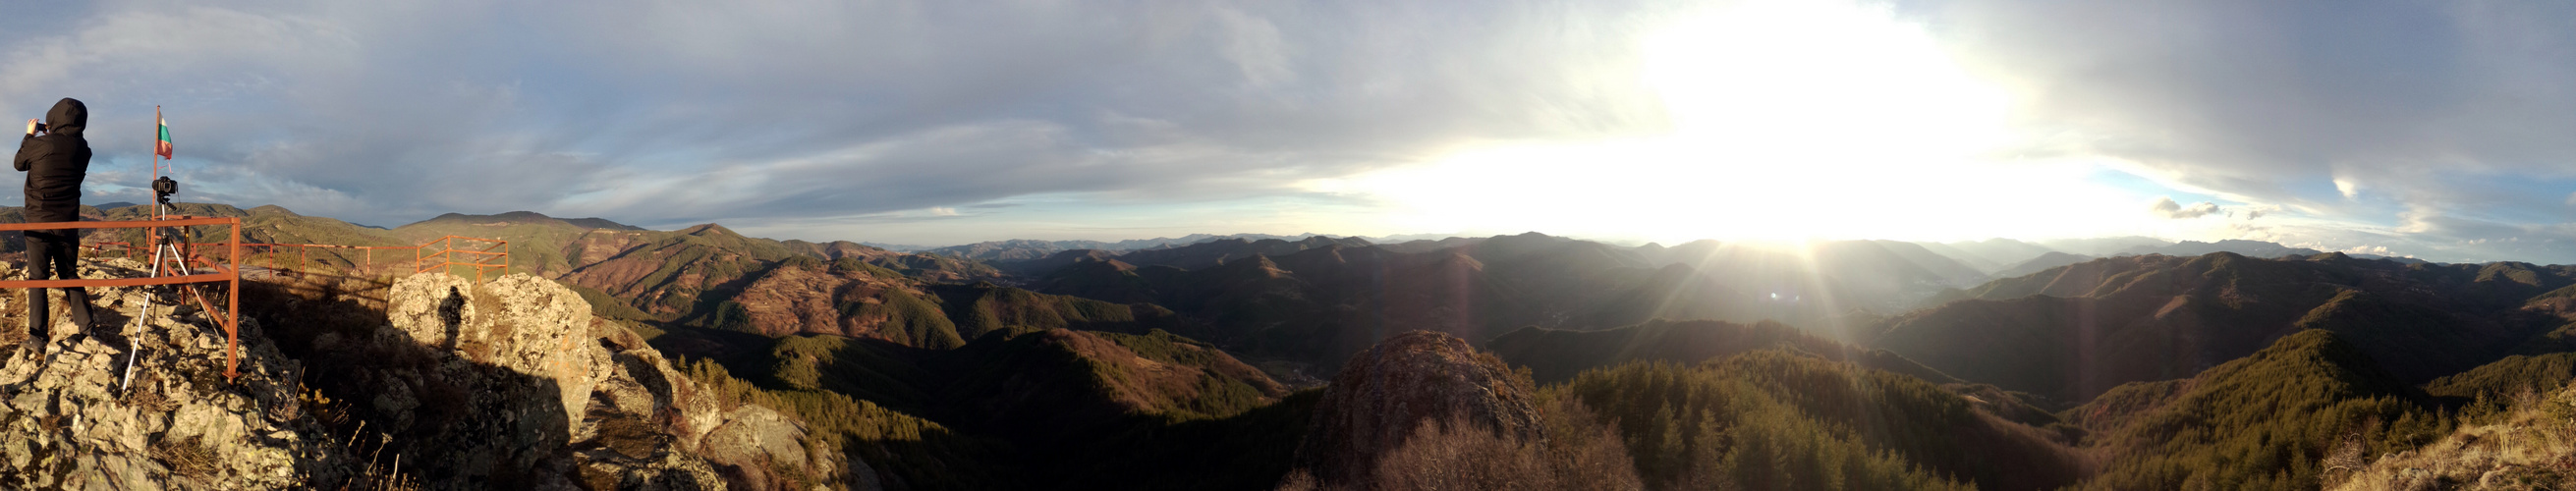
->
[1314,0,2156,244]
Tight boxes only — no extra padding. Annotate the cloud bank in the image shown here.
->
[0,0,1670,230]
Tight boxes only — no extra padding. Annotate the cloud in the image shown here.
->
[2396,206,2525,241]
[2,0,2569,263]
[0,0,1675,229]
[2149,196,2222,219]
[1884,0,2576,262]
[1912,1,2576,205]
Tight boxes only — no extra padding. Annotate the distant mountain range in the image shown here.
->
[916,233,1367,262]
[1914,238,2062,272]
[922,231,2426,282]
[916,233,1498,262]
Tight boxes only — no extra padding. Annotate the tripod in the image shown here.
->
[124,191,203,393]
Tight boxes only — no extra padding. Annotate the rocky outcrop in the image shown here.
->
[0,259,355,489]
[0,260,871,490]
[1289,330,1542,486]
[5,263,884,491]
[366,272,846,489]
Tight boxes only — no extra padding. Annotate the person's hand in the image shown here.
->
[23,119,35,136]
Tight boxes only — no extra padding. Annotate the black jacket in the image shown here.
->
[14,98,87,223]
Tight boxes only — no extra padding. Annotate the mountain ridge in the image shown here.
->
[1878,251,2574,402]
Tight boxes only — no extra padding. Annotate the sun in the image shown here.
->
[1640,0,2011,154]
[1318,0,2149,244]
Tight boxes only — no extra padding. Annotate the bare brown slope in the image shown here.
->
[936,328,1291,432]
[556,223,1003,340]
[724,258,948,342]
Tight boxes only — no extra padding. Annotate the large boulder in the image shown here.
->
[1289,329,1543,486]
[385,273,602,439]
[370,272,846,490]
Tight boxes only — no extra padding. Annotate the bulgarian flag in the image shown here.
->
[154,113,173,159]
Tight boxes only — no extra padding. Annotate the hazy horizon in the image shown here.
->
[198,201,2440,263]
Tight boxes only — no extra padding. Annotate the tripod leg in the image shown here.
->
[121,289,145,394]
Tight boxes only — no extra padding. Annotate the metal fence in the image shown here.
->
[0,217,244,379]
[84,235,511,281]
[2,221,516,382]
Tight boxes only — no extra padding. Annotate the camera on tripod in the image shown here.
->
[151,176,177,205]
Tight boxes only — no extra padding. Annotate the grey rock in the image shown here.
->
[0,260,873,489]
[700,405,812,490]
[0,259,353,489]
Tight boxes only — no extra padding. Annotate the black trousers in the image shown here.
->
[26,229,91,340]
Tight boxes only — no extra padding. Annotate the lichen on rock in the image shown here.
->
[361,271,851,489]
[0,258,348,489]
[0,260,864,489]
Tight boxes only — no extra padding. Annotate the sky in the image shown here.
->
[1,0,2572,263]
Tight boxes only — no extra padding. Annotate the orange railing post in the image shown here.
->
[227,222,240,379]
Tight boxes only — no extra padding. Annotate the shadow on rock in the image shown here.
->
[247,271,852,490]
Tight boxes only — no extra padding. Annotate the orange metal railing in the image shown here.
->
[89,242,414,269]
[1,217,245,380]
[87,237,511,281]
[414,236,510,283]
[22,226,512,380]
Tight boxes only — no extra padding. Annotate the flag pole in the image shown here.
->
[126,105,163,395]
[152,106,161,243]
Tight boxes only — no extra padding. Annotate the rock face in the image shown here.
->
[0,259,353,489]
[1290,329,1543,486]
[367,272,844,490]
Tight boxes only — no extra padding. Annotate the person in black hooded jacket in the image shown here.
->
[14,97,96,343]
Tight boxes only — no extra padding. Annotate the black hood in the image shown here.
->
[43,97,84,136]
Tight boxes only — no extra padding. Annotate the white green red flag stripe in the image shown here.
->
[154,114,172,159]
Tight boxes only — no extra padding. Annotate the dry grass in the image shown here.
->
[149,434,218,479]
[2332,388,2576,490]
[119,370,182,412]
[126,382,181,413]
[267,395,301,422]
